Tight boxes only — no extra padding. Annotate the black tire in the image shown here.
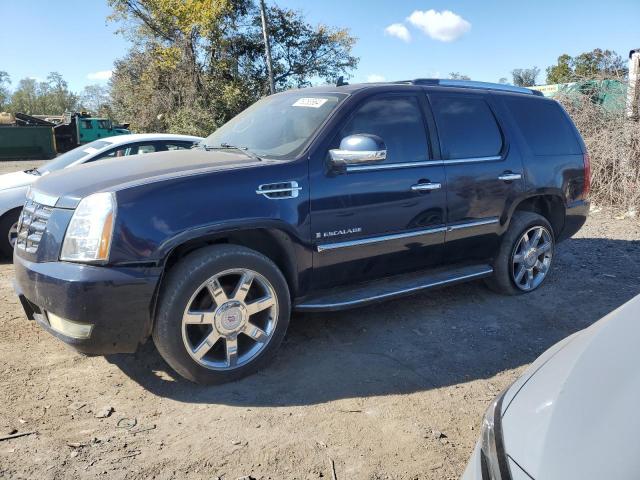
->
[153,244,291,385]
[0,209,20,258]
[485,211,555,295]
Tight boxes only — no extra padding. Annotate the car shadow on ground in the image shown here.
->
[104,236,639,406]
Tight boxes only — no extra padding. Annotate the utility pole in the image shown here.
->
[259,0,275,95]
[626,48,639,120]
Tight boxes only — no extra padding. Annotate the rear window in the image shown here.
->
[505,97,581,155]
[430,95,503,160]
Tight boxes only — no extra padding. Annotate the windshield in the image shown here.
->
[203,92,347,158]
[39,140,112,173]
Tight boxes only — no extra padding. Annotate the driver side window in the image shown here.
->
[339,96,430,164]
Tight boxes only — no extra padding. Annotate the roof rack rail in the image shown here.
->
[394,79,544,96]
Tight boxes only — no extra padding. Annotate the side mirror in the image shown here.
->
[328,134,387,171]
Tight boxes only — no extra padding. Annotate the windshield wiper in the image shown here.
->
[24,168,41,176]
[203,143,261,161]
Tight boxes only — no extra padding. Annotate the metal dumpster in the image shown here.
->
[0,125,57,160]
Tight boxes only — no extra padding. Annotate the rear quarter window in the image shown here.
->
[505,97,581,155]
[430,95,503,160]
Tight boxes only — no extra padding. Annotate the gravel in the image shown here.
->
[1,159,639,479]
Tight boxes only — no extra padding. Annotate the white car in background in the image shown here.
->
[0,133,203,256]
[463,293,640,480]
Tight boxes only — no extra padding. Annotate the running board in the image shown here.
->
[295,264,493,312]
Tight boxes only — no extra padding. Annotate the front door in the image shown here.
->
[428,92,525,262]
[309,93,447,290]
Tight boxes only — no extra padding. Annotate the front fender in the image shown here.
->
[0,185,29,218]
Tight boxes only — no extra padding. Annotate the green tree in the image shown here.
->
[107,0,358,135]
[10,73,77,114]
[546,49,627,84]
[546,54,573,84]
[0,72,10,111]
[512,67,539,87]
[573,49,626,79]
[10,77,39,114]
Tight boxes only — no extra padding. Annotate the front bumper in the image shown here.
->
[462,442,533,480]
[13,253,162,354]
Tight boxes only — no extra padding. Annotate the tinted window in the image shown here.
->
[165,142,195,150]
[431,95,503,159]
[505,97,581,155]
[137,144,157,154]
[204,93,346,158]
[38,140,112,173]
[339,96,429,164]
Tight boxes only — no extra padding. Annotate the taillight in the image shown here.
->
[582,153,591,198]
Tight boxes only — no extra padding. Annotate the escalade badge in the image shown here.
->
[315,227,362,239]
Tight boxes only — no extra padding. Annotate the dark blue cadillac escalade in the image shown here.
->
[13,79,590,384]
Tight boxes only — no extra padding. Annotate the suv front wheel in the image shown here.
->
[486,211,555,295]
[153,245,291,384]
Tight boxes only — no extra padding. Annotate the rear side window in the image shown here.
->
[339,95,429,164]
[430,95,503,160]
[505,97,581,155]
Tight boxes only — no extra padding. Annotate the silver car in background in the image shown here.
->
[0,133,203,256]
[463,293,640,480]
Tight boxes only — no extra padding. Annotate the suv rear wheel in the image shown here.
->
[486,211,555,295]
[153,244,291,384]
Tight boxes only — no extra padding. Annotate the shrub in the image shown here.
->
[556,89,640,212]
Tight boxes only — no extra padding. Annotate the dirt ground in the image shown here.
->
[1,160,639,480]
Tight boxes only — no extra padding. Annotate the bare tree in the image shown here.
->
[449,72,470,80]
[511,67,540,87]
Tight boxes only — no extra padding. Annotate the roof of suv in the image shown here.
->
[295,79,544,98]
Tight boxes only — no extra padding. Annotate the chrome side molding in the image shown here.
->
[346,160,443,173]
[447,217,499,232]
[316,226,447,252]
[445,155,502,165]
[316,218,499,252]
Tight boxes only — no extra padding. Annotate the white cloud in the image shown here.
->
[87,70,113,81]
[367,74,386,83]
[407,9,471,42]
[384,23,411,43]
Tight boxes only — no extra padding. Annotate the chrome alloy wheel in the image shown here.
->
[8,221,18,248]
[511,226,553,291]
[181,268,278,370]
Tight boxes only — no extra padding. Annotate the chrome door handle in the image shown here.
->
[411,182,442,191]
[498,173,522,181]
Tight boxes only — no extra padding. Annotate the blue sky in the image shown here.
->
[1,0,638,93]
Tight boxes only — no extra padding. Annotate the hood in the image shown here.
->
[31,149,261,208]
[0,170,38,190]
[501,294,640,479]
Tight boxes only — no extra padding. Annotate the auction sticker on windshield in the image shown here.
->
[292,97,328,108]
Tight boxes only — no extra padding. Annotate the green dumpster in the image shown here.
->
[0,126,57,160]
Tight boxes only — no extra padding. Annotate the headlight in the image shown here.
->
[60,192,116,263]
[480,388,512,480]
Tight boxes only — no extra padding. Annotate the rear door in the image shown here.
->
[309,92,447,290]
[428,91,525,262]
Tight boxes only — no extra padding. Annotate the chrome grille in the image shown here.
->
[16,200,53,254]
